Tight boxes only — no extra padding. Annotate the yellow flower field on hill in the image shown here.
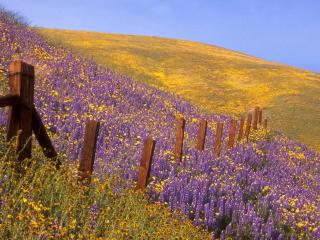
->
[37,28,320,151]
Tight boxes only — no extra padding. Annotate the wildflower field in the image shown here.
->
[37,28,320,151]
[0,130,210,239]
[0,10,320,239]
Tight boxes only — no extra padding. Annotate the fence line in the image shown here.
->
[237,115,245,142]
[136,137,156,190]
[78,119,100,181]
[258,109,263,124]
[228,119,237,149]
[196,119,207,151]
[245,113,253,142]
[0,60,269,190]
[0,60,58,164]
[214,122,224,158]
[174,117,185,163]
[253,106,260,130]
[7,60,34,160]
[263,118,268,130]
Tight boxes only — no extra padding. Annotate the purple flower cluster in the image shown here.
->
[0,10,319,239]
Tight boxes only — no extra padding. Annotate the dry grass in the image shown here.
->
[37,28,320,151]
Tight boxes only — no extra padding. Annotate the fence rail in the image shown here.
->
[0,94,21,107]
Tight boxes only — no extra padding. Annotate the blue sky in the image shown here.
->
[1,0,319,72]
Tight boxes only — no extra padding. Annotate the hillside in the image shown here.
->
[37,28,320,151]
[1,10,320,239]
[0,129,211,239]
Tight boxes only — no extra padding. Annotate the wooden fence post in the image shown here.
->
[78,119,100,181]
[175,117,185,163]
[245,113,252,141]
[214,122,224,158]
[263,118,268,130]
[7,60,34,161]
[196,119,207,151]
[227,119,236,149]
[252,106,259,130]
[136,137,156,190]
[258,109,262,125]
[237,115,245,142]
[31,108,58,160]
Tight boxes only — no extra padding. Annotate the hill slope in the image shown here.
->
[0,130,211,239]
[37,28,320,151]
[1,10,320,238]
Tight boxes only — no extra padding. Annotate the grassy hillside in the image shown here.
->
[0,129,210,239]
[1,10,320,238]
[37,28,320,151]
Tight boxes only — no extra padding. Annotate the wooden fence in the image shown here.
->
[0,61,268,189]
[1,61,58,163]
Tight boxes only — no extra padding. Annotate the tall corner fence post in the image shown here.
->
[196,119,207,151]
[175,116,185,163]
[78,119,100,181]
[227,119,237,149]
[6,60,34,161]
[237,115,245,142]
[245,113,252,142]
[214,122,224,158]
[136,137,156,191]
[252,106,260,130]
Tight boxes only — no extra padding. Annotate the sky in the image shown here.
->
[1,0,319,72]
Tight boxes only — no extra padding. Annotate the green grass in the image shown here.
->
[0,131,211,240]
[37,28,320,151]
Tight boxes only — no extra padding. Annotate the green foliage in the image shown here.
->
[0,132,211,240]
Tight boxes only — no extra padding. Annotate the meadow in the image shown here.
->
[0,130,210,239]
[37,28,320,151]
[0,9,319,239]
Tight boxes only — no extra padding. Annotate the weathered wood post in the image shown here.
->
[252,106,260,130]
[196,119,207,151]
[136,137,156,190]
[237,115,245,142]
[245,113,252,141]
[227,119,237,149]
[263,118,268,130]
[78,119,100,181]
[7,60,34,160]
[214,122,224,158]
[258,109,262,125]
[175,117,185,163]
